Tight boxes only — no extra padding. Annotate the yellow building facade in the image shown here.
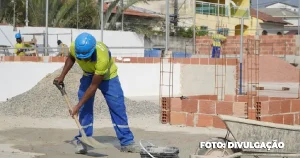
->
[195,0,255,36]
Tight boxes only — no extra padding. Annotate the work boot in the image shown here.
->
[120,142,141,153]
[75,141,87,154]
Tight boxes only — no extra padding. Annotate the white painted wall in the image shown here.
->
[0,25,145,57]
[0,62,181,101]
[0,62,64,101]
[260,22,285,34]
[266,3,298,12]
[284,18,298,26]
[180,65,237,98]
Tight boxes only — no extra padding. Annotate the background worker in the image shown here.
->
[57,40,69,56]
[211,28,226,58]
[14,33,35,56]
[54,32,141,154]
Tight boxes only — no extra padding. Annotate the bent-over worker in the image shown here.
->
[54,32,141,154]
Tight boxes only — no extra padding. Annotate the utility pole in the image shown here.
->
[165,0,170,54]
[25,0,28,27]
[298,0,300,35]
[100,0,104,42]
[121,0,124,31]
[45,0,49,55]
[256,0,258,36]
[12,0,16,31]
[77,0,79,29]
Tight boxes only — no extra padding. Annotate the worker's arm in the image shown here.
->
[59,54,75,79]
[71,74,104,116]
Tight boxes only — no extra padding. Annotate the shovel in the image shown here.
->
[53,80,106,149]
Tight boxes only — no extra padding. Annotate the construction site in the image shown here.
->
[2,0,300,157]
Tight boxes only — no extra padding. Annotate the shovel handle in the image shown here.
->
[53,80,66,95]
[53,80,87,137]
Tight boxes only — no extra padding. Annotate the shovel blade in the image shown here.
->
[78,136,106,149]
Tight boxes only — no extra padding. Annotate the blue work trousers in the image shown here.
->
[211,46,221,58]
[74,75,134,146]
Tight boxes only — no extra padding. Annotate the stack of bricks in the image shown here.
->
[161,95,247,129]
[161,95,300,129]
[196,35,296,55]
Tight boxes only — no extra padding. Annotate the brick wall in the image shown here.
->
[196,35,296,55]
[162,94,300,129]
[0,56,238,66]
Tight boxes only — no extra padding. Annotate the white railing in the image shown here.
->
[196,1,249,18]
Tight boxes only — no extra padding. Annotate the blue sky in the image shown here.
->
[251,0,298,8]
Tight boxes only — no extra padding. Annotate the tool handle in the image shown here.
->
[53,80,66,95]
[63,95,86,136]
[53,80,86,136]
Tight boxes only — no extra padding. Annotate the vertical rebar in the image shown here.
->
[45,0,49,55]
[239,17,244,94]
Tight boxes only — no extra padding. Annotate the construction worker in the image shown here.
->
[57,40,69,56]
[211,28,226,58]
[14,33,30,56]
[54,32,140,154]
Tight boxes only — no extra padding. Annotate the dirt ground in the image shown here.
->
[0,115,229,158]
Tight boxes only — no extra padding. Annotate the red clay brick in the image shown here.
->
[260,116,273,123]
[260,101,270,116]
[169,97,182,112]
[269,101,282,114]
[190,58,200,64]
[237,95,247,102]
[247,108,257,120]
[182,58,191,64]
[137,57,145,63]
[196,95,210,100]
[198,100,216,114]
[209,95,218,100]
[291,99,300,112]
[281,100,291,113]
[273,115,284,124]
[224,95,235,101]
[200,58,208,65]
[213,116,226,129]
[153,58,160,63]
[128,57,138,63]
[186,113,195,127]
[216,102,233,115]
[227,58,237,65]
[283,114,294,125]
[182,99,199,113]
[196,114,213,127]
[269,97,283,101]
[170,111,186,125]
[254,96,269,102]
[295,113,300,125]
[233,102,246,117]
[145,57,153,63]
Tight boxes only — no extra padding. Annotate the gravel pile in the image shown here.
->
[0,64,159,119]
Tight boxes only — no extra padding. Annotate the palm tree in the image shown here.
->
[0,0,150,31]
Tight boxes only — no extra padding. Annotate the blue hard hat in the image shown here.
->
[15,33,21,39]
[75,32,96,59]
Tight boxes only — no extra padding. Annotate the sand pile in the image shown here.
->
[0,64,159,119]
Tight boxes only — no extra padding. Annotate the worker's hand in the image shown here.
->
[54,76,64,85]
[70,105,80,118]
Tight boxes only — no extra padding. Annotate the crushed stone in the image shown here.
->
[0,64,159,119]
